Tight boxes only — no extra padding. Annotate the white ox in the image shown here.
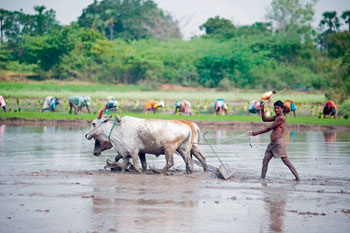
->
[85,116,194,174]
[92,120,208,172]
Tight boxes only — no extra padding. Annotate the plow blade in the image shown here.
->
[193,160,234,180]
[218,163,234,180]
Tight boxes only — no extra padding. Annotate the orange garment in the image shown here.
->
[145,100,161,110]
[283,99,295,110]
[325,101,337,112]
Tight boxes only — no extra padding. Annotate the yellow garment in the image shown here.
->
[283,99,294,109]
[145,100,159,109]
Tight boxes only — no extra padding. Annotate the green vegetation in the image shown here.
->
[0,81,325,102]
[0,0,349,119]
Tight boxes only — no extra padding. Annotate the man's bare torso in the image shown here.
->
[270,115,285,141]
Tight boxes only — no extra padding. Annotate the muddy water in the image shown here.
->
[0,124,350,233]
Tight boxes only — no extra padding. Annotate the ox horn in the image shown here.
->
[115,115,121,122]
[98,109,104,119]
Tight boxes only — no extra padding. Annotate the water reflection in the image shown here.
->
[283,130,296,143]
[323,131,336,143]
[215,128,227,143]
[90,175,198,232]
[0,125,5,153]
[261,181,294,233]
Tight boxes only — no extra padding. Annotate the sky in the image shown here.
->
[0,0,349,39]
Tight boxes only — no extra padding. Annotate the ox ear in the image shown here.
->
[115,115,121,123]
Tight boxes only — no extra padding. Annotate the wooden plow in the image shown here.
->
[201,132,235,180]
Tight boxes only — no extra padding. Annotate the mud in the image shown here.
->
[0,125,350,233]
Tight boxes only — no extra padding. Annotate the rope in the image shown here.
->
[108,119,118,140]
[193,132,248,145]
[85,121,104,136]
[104,109,112,116]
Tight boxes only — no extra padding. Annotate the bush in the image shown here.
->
[3,61,39,73]
[217,78,234,91]
[339,99,350,119]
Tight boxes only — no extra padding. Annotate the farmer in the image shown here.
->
[214,99,227,115]
[41,96,59,112]
[323,101,337,119]
[104,96,118,114]
[283,99,297,117]
[0,95,6,112]
[144,100,164,113]
[68,96,91,115]
[248,100,260,115]
[248,100,300,181]
[174,100,192,115]
[261,90,276,101]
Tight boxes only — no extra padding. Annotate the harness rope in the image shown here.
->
[108,119,118,140]
[192,132,249,145]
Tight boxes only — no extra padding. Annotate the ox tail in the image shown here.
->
[180,130,192,158]
[196,127,201,144]
[191,128,201,159]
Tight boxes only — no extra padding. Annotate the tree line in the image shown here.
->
[0,0,349,104]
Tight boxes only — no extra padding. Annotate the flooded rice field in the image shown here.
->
[0,124,350,233]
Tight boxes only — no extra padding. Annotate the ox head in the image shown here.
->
[85,110,111,140]
[85,116,109,140]
[85,111,122,141]
[93,138,113,156]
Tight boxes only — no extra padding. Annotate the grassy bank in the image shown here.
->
[0,81,326,103]
[1,112,349,126]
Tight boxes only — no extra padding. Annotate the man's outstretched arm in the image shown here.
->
[251,117,284,136]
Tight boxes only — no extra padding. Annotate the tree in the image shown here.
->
[0,6,58,43]
[341,10,350,31]
[234,22,272,37]
[78,0,181,40]
[105,18,115,40]
[199,16,235,38]
[326,31,350,57]
[319,11,340,33]
[325,49,350,103]
[199,16,234,35]
[33,5,58,35]
[265,0,317,33]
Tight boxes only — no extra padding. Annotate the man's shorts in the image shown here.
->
[264,139,287,159]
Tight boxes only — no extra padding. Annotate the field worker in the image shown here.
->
[41,96,59,112]
[214,99,227,115]
[68,96,91,115]
[248,100,300,181]
[145,100,164,113]
[0,95,6,112]
[261,90,276,101]
[174,100,192,115]
[104,96,118,114]
[248,100,261,115]
[323,101,337,119]
[283,99,297,117]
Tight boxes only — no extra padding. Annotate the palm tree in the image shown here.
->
[105,18,115,40]
[319,11,340,33]
[341,10,350,31]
